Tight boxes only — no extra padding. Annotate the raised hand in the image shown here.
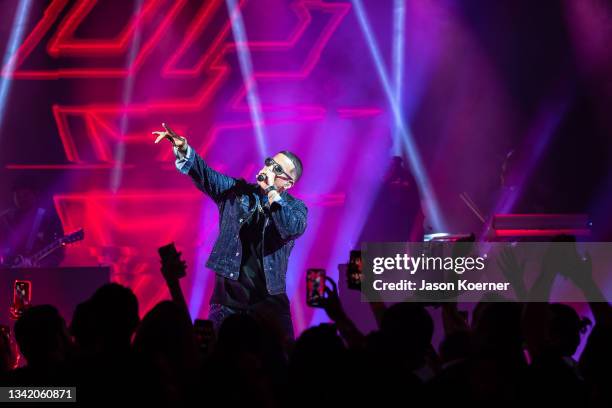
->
[152,122,187,152]
[158,243,187,282]
[321,277,365,348]
[158,243,189,315]
[322,277,346,323]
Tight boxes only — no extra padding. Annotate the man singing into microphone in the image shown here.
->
[153,123,307,340]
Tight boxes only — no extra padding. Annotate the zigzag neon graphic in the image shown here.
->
[4,0,380,181]
[40,1,351,165]
[47,0,162,56]
[2,0,187,78]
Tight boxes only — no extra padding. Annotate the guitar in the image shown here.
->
[12,228,84,268]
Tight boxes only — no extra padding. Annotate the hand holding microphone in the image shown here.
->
[257,168,276,191]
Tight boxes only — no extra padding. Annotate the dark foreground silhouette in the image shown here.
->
[1,246,610,408]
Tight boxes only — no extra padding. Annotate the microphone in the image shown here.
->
[257,173,267,182]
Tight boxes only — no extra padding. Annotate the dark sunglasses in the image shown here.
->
[265,157,293,181]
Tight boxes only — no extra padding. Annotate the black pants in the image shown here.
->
[208,302,295,341]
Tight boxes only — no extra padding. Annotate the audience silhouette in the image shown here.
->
[0,242,609,408]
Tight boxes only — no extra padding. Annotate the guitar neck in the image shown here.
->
[31,240,63,264]
[29,229,83,265]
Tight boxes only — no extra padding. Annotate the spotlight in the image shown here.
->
[0,0,33,136]
[226,0,268,159]
[351,0,445,231]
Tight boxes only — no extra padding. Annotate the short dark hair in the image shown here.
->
[280,151,303,182]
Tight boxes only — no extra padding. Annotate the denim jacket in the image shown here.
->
[175,146,307,295]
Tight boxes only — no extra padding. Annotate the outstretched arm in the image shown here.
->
[153,123,236,202]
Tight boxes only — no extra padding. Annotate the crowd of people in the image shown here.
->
[0,242,610,408]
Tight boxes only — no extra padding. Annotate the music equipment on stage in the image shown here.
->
[457,191,591,240]
[1,267,110,326]
[10,228,84,268]
[491,214,591,239]
[460,192,486,224]
[424,233,475,242]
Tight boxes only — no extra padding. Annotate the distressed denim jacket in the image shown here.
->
[175,145,307,295]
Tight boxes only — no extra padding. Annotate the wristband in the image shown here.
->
[264,185,277,194]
